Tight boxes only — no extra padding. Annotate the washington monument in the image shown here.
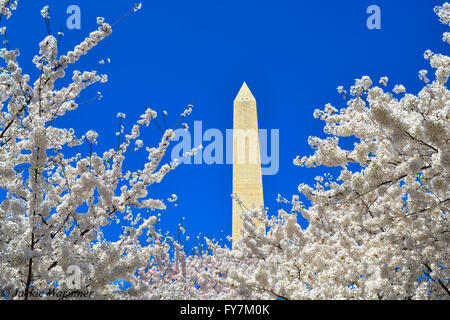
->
[232,82,264,245]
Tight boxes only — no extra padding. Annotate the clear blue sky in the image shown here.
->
[3,0,447,245]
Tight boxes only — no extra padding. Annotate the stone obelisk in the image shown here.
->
[232,82,264,245]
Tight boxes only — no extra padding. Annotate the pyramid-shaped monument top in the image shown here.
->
[235,82,255,102]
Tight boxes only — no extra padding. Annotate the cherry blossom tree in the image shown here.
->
[212,3,450,300]
[0,1,196,299]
